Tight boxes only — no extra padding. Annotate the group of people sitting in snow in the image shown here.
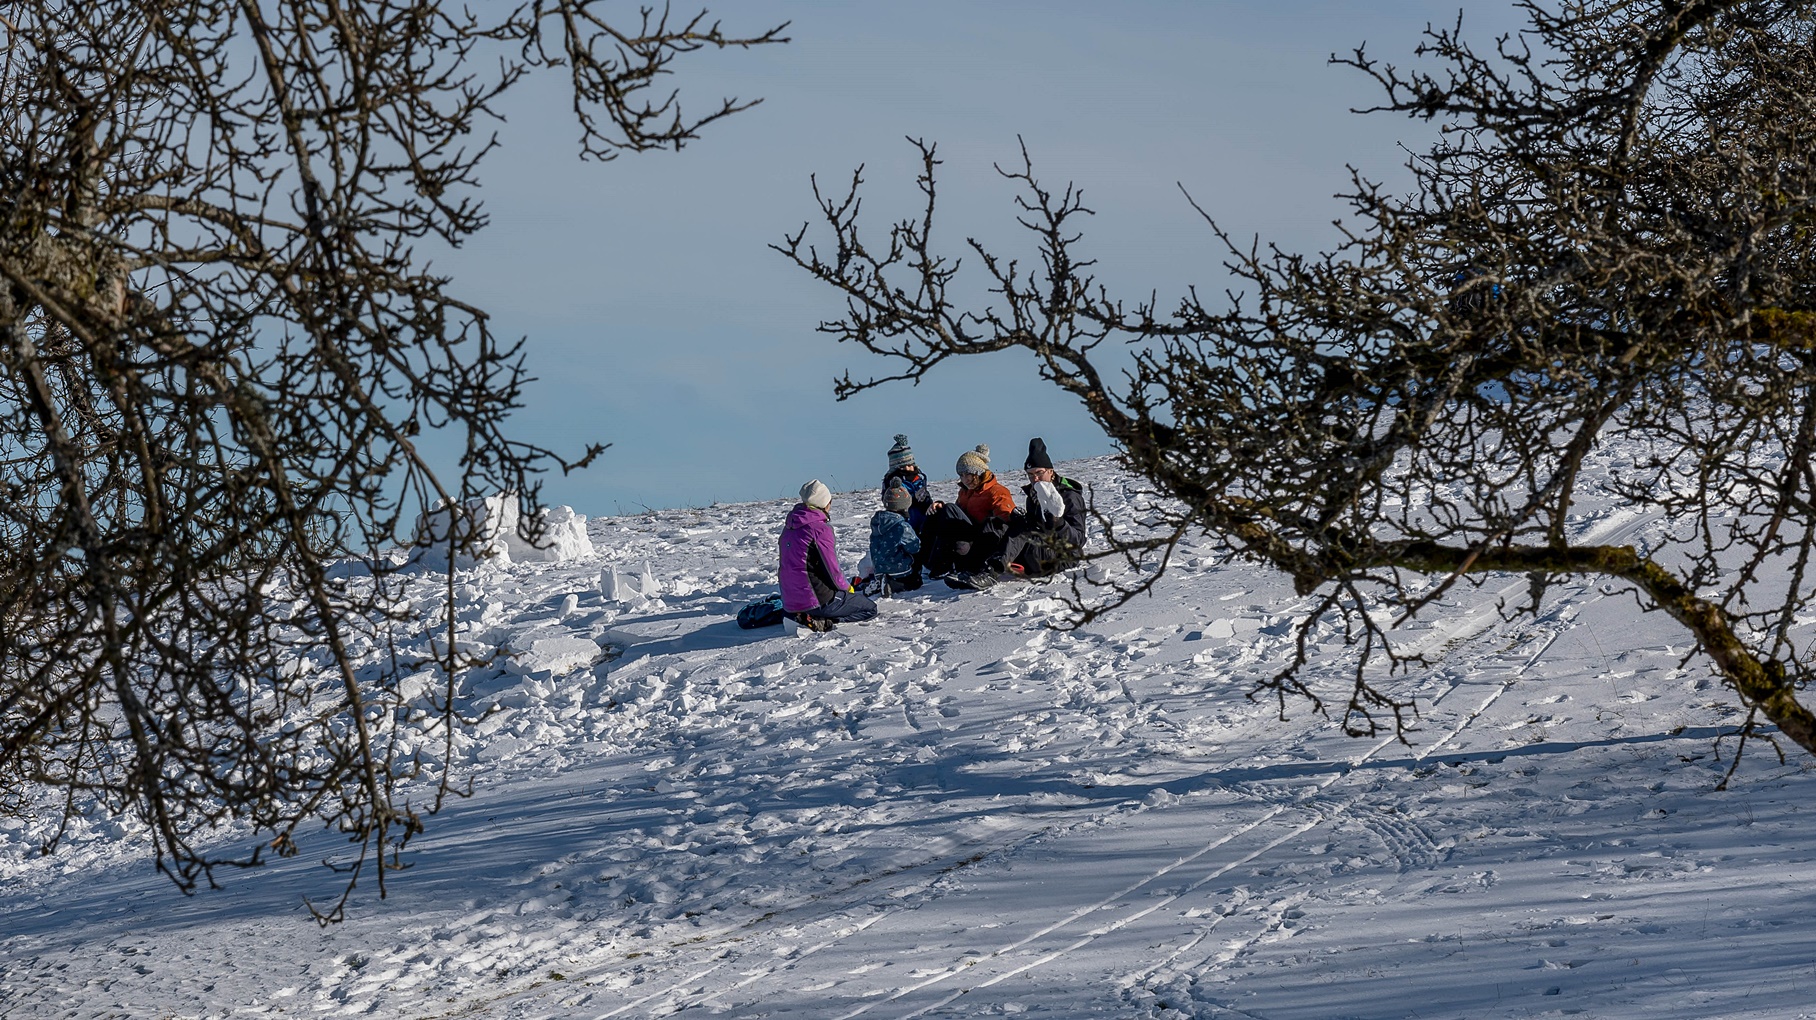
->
[777,435,1087,632]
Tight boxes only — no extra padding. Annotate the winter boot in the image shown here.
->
[945,570,998,591]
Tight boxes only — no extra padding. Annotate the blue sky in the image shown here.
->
[433,2,1514,513]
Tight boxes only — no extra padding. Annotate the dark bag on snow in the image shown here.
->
[737,595,787,629]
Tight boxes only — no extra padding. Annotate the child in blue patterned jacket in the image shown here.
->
[867,482,922,595]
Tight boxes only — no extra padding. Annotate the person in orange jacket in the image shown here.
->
[922,444,1017,577]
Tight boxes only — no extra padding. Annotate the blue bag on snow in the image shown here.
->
[737,594,787,629]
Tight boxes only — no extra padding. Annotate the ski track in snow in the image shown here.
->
[4,453,1816,1020]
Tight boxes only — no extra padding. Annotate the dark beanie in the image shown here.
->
[1024,437,1053,470]
[884,482,912,512]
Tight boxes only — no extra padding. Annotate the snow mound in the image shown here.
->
[411,493,595,569]
[511,504,593,563]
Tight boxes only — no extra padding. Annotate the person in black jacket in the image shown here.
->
[993,438,1087,577]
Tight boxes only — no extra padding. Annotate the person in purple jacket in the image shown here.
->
[779,479,879,631]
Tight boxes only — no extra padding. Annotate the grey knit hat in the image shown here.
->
[884,482,912,512]
[956,444,990,478]
[887,434,915,471]
[799,479,831,510]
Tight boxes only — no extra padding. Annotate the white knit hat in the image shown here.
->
[799,479,832,510]
[956,444,990,478]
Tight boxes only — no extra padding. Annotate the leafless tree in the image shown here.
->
[0,2,783,920]
[779,0,1816,768]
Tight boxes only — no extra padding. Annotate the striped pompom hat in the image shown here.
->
[887,434,915,471]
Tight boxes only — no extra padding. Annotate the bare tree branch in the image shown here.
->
[783,0,1816,761]
[0,1,783,920]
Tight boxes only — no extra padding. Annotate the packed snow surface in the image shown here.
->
[3,454,1813,1019]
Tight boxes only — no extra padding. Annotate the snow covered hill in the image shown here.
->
[2,455,1813,1020]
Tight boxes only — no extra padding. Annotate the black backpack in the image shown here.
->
[736,594,787,629]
